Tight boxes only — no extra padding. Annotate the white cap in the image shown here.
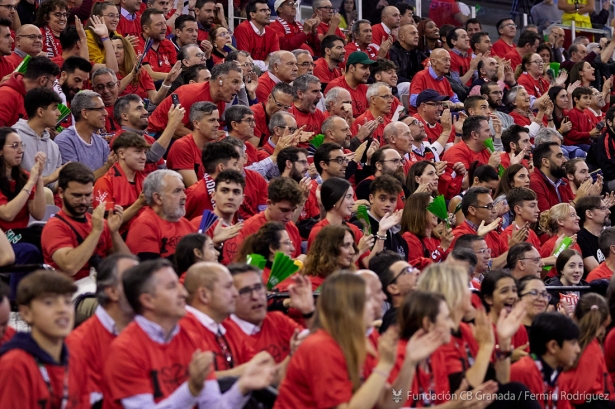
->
[274,0,286,11]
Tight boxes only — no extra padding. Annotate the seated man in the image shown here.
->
[234,0,280,69]
[65,254,139,406]
[226,263,314,364]
[91,68,121,134]
[355,146,405,208]
[586,227,615,282]
[93,132,149,231]
[222,177,304,264]
[507,242,544,280]
[251,82,294,145]
[15,87,64,192]
[55,90,115,180]
[313,35,345,86]
[225,105,270,166]
[103,259,276,408]
[350,82,393,144]
[255,51,298,102]
[290,74,326,134]
[185,141,240,220]
[135,8,178,81]
[42,163,130,280]
[126,170,194,261]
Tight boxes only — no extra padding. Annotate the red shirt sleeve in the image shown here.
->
[167,137,197,172]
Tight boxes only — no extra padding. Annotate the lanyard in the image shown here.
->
[453,333,475,371]
[416,358,436,407]
[36,359,69,409]
[531,353,559,409]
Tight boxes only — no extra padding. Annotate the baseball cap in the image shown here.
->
[416,90,449,107]
[274,0,290,11]
[346,51,377,68]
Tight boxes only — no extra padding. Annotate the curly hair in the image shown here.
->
[35,0,68,28]
[304,225,358,278]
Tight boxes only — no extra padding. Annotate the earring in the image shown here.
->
[219,80,223,85]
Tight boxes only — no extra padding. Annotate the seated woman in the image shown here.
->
[275,271,404,409]
[505,86,551,137]
[35,0,67,58]
[568,61,595,89]
[516,53,551,98]
[539,202,582,278]
[558,294,615,406]
[85,2,120,72]
[112,36,179,105]
[235,221,297,284]
[493,164,531,229]
[545,249,587,311]
[548,86,573,135]
[400,192,453,270]
[449,163,500,227]
[209,25,235,65]
[406,161,440,197]
[174,233,219,283]
[517,275,550,334]
[302,224,359,290]
[480,270,529,362]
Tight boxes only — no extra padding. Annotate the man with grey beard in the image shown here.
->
[126,170,195,261]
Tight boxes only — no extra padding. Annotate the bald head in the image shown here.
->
[430,48,451,76]
[15,24,43,56]
[382,6,401,29]
[183,262,230,303]
[356,269,386,319]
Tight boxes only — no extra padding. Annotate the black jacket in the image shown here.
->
[349,213,408,261]
[389,42,428,84]
[587,127,615,181]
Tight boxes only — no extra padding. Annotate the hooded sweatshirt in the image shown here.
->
[13,118,63,188]
[0,332,88,408]
[0,73,27,127]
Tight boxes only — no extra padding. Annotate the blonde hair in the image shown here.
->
[112,35,140,86]
[313,271,367,391]
[417,263,468,315]
[539,203,574,236]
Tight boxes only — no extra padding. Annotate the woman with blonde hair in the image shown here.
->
[416,263,526,394]
[558,293,615,405]
[112,36,180,105]
[85,1,120,71]
[539,203,582,279]
[275,271,407,409]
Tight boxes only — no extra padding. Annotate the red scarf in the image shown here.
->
[203,172,216,209]
[277,17,302,35]
[43,25,59,58]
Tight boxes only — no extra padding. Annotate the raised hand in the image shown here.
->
[289,328,309,356]
[603,191,615,208]
[91,203,106,233]
[440,109,452,133]
[377,326,399,367]
[405,329,447,365]
[167,103,186,129]
[487,151,501,168]
[567,80,582,95]
[356,119,379,141]
[560,117,572,133]
[90,15,109,38]
[188,350,214,396]
[496,300,526,341]
[245,71,258,94]
[509,222,529,246]
[554,70,568,87]
[212,221,242,244]
[287,275,315,315]
[164,61,183,84]
[378,209,402,232]
[107,204,125,233]
[238,352,277,394]
[477,218,501,237]
[434,161,447,176]
[439,228,455,250]
[357,233,375,256]
[472,307,495,347]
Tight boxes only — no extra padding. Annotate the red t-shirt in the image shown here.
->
[41,210,113,280]
[221,211,302,264]
[225,312,302,364]
[315,22,345,45]
[244,141,270,166]
[0,177,36,231]
[313,57,343,85]
[502,223,541,251]
[344,42,378,60]
[184,173,216,220]
[510,355,559,409]
[451,220,507,259]
[125,207,194,258]
[239,169,269,220]
[148,82,226,133]
[166,133,204,180]
[274,329,354,409]
[0,343,88,409]
[441,141,492,170]
[180,310,255,369]
[234,20,280,61]
[290,104,325,135]
[110,130,163,175]
[449,50,473,86]
[102,319,216,408]
[558,339,615,406]
[93,162,145,230]
[0,326,15,346]
[255,72,277,103]
[324,76,369,118]
[269,18,318,55]
[539,234,582,278]
[586,262,614,282]
[491,38,515,59]
[116,15,142,37]
[429,0,462,28]
[117,69,155,100]
[350,109,391,145]
[65,313,116,398]
[371,24,394,49]
[605,329,615,385]
[503,48,522,70]
[517,73,550,98]
[251,102,269,144]
[134,36,177,74]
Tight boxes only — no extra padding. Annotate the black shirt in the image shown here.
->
[578,227,605,277]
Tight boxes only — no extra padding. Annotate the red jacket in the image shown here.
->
[529,170,575,213]
[0,73,27,126]
[564,107,595,145]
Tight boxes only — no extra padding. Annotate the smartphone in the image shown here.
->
[104,201,115,211]
[597,121,605,131]
[171,93,180,106]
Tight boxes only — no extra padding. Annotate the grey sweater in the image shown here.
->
[13,119,62,187]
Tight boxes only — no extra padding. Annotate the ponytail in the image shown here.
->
[573,293,609,367]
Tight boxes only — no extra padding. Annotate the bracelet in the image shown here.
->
[547,117,554,121]
[455,132,462,136]
[372,368,390,379]
[302,310,315,319]
[161,83,171,89]
[376,233,387,241]
[494,344,512,360]
[22,187,32,195]
[188,8,195,11]
[101,36,109,41]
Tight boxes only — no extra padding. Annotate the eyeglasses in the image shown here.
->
[84,106,107,113]
[389,266,416,286]
[195,52,206,58]
[51,12,68,18]
[296,159,308,165]
[4,142,25,150]
[93,82,117,92]
[298,61,316,67]
[520,257,541,264]
[376,94,394,100]
[0,4,15,10]
[476,248,492,255]
[238,62,254,68]
[237,283,265,299]
[239,118,255,125]
[17,34,42,40]
[381,158,402,165]
[529,60,544,65]
[217,31,231,38]
[593,206,609,211]
[318,6,334,10]
[279,240,293,247]
[272,94,292,110]
[474,203,495,211]
[282,1,298,6]
[521,290,552,301]
[282,126,297,133]
[328,156,350,165]
[504,23,517,28]
[103,13,120,19]
[424,101,444,107]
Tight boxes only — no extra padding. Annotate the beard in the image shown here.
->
[162,200,186,220]
[515,147,531,160]
[551,163,567,179]
[289,166,304,182]
[63,199,89,217]
[61,82,80,103]
[604,217,612,227]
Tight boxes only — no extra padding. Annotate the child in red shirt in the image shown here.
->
[0,271,88,409]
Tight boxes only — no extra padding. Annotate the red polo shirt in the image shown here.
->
[586,262,614,282]
[517,72,550,98]
[441,141,492,170]
[251,102,270,144]
[413,113,453,145]
[449,50,473,86]
[492,38,515,59]
[564,107,595,145]
[234,20,280,61]
[116,15,142,37]
[451,220,506,259]
[410,68,457,106]
[134,36,177,74]
[344,42,378,60]
[148,82,226,133]
[313,57,343,85]
[324,76,369,118]
[510,356,559,409]
[117,69,155,100]
[269,18,319,55]
[166,133,204,181]
[255,72,278,103]
[350,109,391,145]
[371,23,394,48]
[503,48,522,69]
[529,170,575,213]
[290,104,325,134]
